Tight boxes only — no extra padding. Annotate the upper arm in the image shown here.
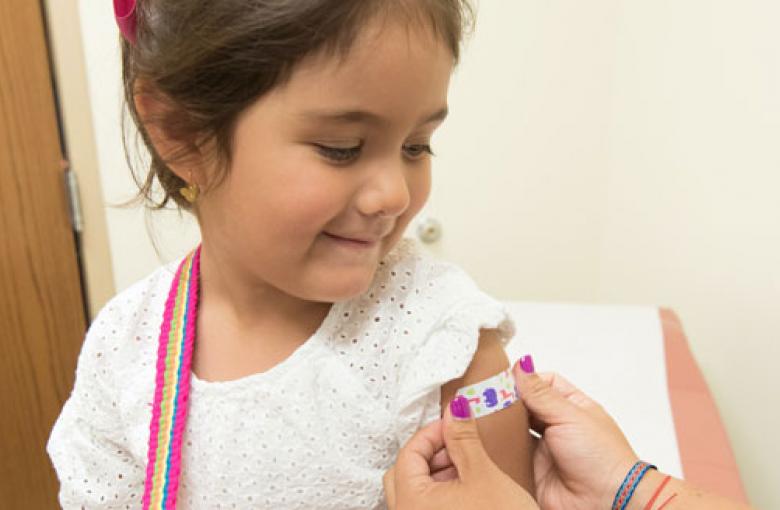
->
[440,328,535,492]
[48,395,145,508]
[47,313,145,508]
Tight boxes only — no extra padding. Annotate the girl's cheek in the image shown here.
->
[409,170,432,210]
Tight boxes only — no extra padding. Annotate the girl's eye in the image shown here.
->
[314,142,435,164]
[315,144,362,163]
[404,144,435,159]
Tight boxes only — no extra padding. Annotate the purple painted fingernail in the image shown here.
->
[518,354,535,374]
[450,395,471,420]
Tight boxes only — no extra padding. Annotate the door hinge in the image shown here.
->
[63,166,84,234]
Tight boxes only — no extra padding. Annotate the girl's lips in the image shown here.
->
[323,232,377,247]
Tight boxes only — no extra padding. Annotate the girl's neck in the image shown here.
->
[190,242,333,382]
[197,241,330,332]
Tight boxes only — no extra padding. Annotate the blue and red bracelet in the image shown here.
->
[612,461,658,510]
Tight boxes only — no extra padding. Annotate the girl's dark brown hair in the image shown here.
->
[122,0,475,211]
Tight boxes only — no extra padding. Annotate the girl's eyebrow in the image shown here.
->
[298,106,449,127]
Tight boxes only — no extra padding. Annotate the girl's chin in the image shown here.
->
[318,267,378,301]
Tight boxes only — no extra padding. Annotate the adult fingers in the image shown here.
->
[382,466,396,510]
[513,356,584,433]
[441,396,494,483]
[393,418,445,483]
[387,419,446,508]
[431,465,459,481]
[538,372,599,410]
[429,447,452,473]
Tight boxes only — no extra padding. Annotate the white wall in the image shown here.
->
[599,3,780,508]
[76,0,200,291]
[431,2,778,507]
[71,0,778,507]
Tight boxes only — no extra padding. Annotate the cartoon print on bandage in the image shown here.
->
[455,368,517,418]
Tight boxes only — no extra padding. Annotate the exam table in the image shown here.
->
[502,303,749,504]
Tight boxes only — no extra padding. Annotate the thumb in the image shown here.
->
[513,355,583,432]
[442,395,494,482]
[382,466,397,510]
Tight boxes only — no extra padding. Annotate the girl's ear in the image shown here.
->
[132,80,208,185]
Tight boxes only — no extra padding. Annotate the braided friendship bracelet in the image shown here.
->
[656,493,678,509]
[612,461,658,510]
[643,474,672,510]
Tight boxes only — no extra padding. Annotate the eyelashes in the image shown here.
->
[404,144,436,159]
[315,144,362,162]
[314,143,435,164]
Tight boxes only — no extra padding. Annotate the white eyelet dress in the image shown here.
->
[46,237,517,509]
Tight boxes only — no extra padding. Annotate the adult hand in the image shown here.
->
[383,396,538,510]
[386,356,752,510]
[513,356,640,510]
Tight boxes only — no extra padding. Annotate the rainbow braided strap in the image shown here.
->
[455,368,518,418]
[142,247,201,509]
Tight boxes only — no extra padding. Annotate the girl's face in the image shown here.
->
[197,17,453,303]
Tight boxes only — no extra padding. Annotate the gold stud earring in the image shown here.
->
[179,182,200,203]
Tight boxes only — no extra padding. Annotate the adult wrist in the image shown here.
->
[623,469,665,510]
[602,457,641,510]
[610,460,658,510]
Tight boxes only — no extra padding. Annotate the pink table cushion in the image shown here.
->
[661,308,748,503]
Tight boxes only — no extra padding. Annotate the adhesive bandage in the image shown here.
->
[455,368,517,419]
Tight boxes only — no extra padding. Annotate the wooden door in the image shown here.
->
[0,0,89,507]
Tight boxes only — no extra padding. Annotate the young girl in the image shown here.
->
[47,1,533,508]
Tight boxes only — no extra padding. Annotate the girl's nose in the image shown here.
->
[356,161,411,218]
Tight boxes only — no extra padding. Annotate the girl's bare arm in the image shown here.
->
[440,328,534,492]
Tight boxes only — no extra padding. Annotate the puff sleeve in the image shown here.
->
[46,305,146,509]
[394,261,517,445]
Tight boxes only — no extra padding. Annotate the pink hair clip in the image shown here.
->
[114,0,138,44]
